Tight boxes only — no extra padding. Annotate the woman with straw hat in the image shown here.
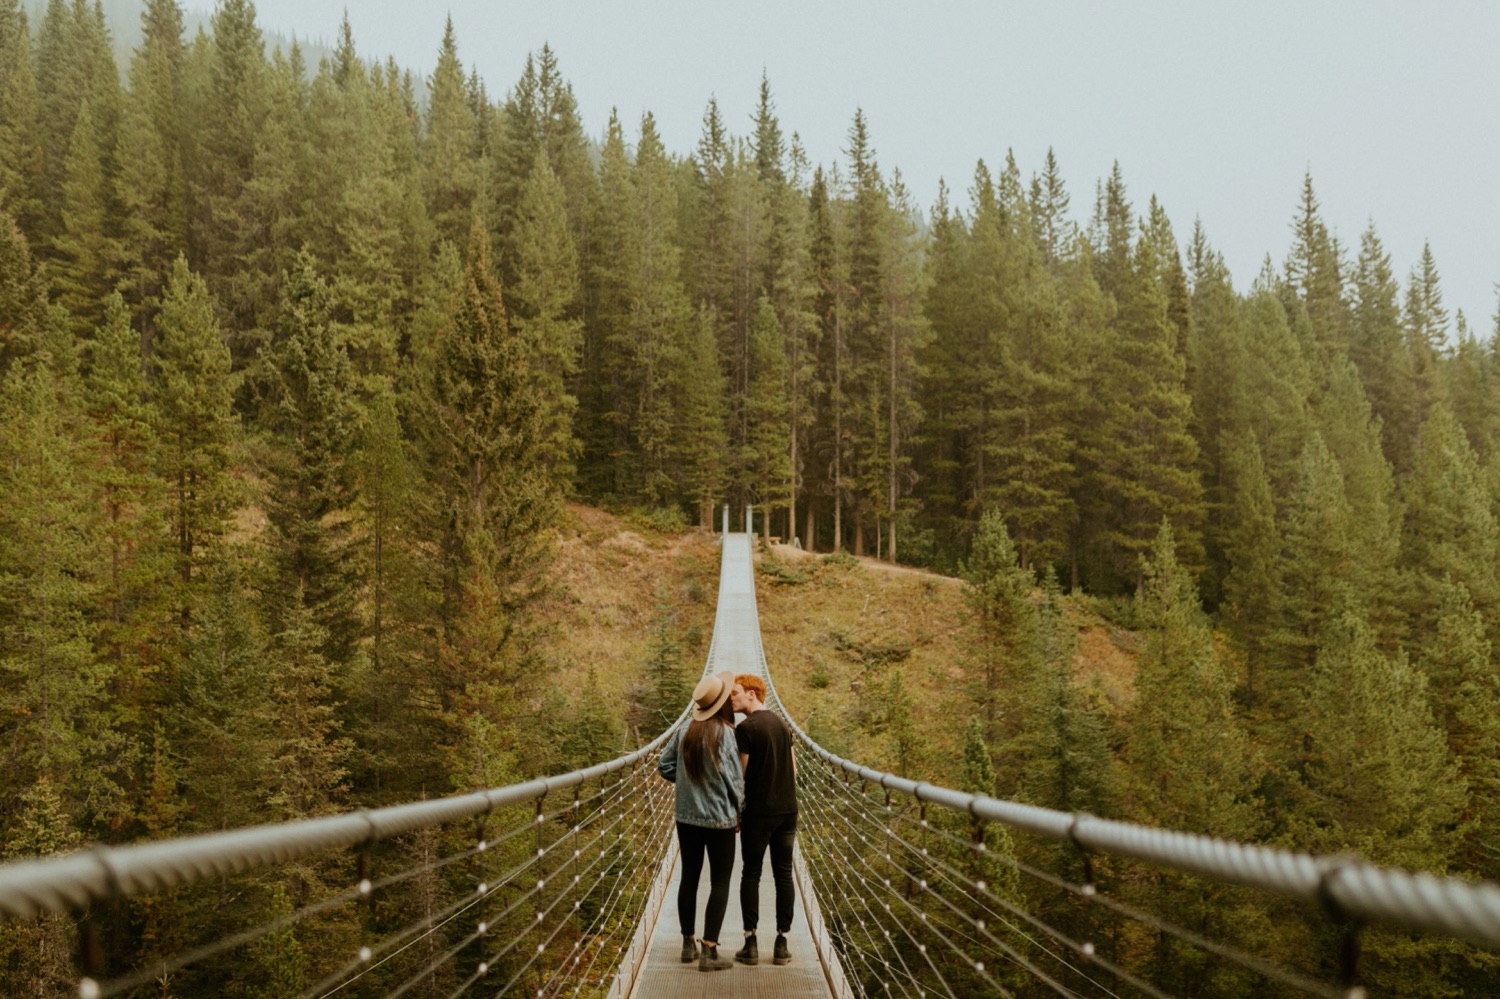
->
[658,670,744,972]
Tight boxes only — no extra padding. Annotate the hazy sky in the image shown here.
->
[233,0,1499,332]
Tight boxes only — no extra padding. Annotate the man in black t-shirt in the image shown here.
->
[730,673,798,966]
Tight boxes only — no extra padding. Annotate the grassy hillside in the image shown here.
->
[543,507,1138,789]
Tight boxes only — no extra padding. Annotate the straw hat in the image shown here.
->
[691,671,736,722]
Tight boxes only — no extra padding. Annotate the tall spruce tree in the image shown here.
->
[672,307,730,526]
[1350,223,1418,473]
[1219,431,1281,708]
[150,255,238,613]
[1013,569,1114,816]
[421,18,480,249]
[1419,580,1500,880]
[0,361,124,831]
[1078,195,1203,589]
[0,205,52,374]
[418,217,559,765]
[261,253,359,661]
[959,509,1037,744]
[626,113,690,505]
[741,298,792,535]
[1401,404,1500,649]
[0,0,41,233]
[1130,522,1256,837]
[510,149,584,482]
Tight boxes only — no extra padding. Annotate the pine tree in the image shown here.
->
[673,306,730,527]
[0,362,125,827]
[1297,604,1462,871]
[329,54,430,386]
[954,713,1026,991]
[873,171,928,561]
[1219,431,1280,707]
[150,255,238,611]
[579,109,635,499]
[1013,569,1115,816]
[0,205,52,374]
[1028,147,1072,266]
[188,0,269,300]
[806,164,850,551]
[0,776,80,994]
[1350,223,1418,472]
[0,0,41,234]
[349,382,438,800]
[1418,580,1500,879]
[115,0,189,319]
[510,149,584,481]
[1404,240,1451,446]
[421,18,480,248]
[1130,521,1256,838]
[626,112,689,505]
[1283,172,1350,367]
[263,592,351,820]
[1401,404,1500,648]
[1315,357,1403,641]
[418,217,559,754]
[221,42,314,359]
[491,45,592,288]
[84,294,170,738]
[51,99,118,335]
[170,558,272,832]
[637,609,689,738]
[959,509,1037,744]
[1078,197,1203,589]
[1273,434,1358,699]
[261,253,359,660]
[742,298,792,535]
[1444,318,1495,462]
[32,0,121,247]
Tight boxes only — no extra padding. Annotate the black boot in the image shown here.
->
[680,935,698,963]
[772,933,791,965]
[734,934,759,965]
[699,942,734,972]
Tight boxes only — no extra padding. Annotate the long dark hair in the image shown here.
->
[682,697,736,783]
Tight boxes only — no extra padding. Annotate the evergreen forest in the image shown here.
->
[1,0,1498,995]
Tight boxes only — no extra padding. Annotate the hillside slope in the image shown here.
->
[542,508,1137,786]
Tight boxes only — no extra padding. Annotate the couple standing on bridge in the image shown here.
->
[658,670,799,973]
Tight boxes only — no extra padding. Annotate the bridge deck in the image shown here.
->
[624,534,836,999]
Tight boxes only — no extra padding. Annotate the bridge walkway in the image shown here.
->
[623,533,837,999]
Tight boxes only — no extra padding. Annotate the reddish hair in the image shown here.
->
[735,674,766,702]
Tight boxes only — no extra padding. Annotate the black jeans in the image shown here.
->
[676,822,737,942]
[739,811,797,934]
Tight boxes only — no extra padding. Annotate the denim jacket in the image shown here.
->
[658,721,744,829]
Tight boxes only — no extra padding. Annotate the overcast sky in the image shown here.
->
[234,0,1499,333]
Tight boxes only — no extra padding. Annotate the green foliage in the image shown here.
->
[1130,522,1256,839]
[1013,570,1116,816]
[3,18,1498,992]
[959,508,1037,740]
[636,610,689,738]
[151,254,238,603]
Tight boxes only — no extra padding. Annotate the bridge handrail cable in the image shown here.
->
[771,690,1500,950]
[0,706,690,924]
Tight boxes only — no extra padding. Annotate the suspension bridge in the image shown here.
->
[2,522,1499,997]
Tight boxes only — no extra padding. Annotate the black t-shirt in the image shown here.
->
[735,709,798,816]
